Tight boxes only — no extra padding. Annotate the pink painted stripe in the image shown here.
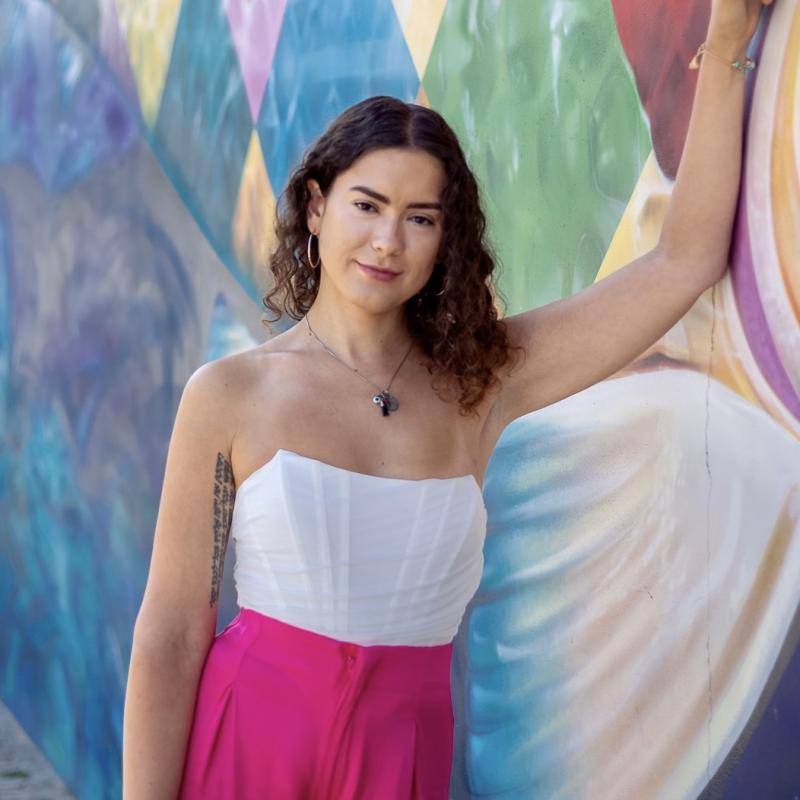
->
[731,177,800,418]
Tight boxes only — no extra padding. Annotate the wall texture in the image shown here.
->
[0,1,797,798]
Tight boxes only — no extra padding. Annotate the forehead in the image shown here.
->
[333,147,446,200]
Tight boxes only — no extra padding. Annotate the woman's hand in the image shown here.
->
[708,0,775,55]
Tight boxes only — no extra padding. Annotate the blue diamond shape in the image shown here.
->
[258,0,420,196]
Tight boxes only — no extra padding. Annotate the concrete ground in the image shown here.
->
[0,701,76,799]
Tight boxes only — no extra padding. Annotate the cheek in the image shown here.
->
[319,215,352,259]
[414,228,443,262]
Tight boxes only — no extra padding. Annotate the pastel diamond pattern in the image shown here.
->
[152,0,253,274]
[257,0,420,199]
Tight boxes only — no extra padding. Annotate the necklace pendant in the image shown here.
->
[373,391,399,417]
[372,394,388,416]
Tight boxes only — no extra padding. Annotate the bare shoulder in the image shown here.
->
[182,339,287,433]
[194,334,304,459]
[185,347,256,398]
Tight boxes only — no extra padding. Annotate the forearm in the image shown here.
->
[122,637,208,799]
[658,30,752,281]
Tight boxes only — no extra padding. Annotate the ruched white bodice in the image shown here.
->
[231,448,488,646]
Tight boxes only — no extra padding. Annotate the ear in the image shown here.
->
[306,179,325,234]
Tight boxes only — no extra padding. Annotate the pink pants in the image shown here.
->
[178,609,455,799]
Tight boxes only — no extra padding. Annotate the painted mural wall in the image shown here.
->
[0,1,797,798]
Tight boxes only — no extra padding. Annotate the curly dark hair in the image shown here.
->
[262,95,524,417]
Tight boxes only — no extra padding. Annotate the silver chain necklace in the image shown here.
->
[304,314,414,417]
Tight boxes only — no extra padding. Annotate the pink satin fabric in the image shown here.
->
[178,609,455,799]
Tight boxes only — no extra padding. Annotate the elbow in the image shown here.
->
[655,242,729,291]
[131,616,213,666]
[700,257,729,288]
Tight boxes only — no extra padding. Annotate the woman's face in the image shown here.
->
[306,147,446,313]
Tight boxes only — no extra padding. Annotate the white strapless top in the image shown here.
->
[231,448,488,646]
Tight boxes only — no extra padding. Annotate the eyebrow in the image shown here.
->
[349,185,442,211]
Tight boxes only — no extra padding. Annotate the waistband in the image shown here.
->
[219,607,454,689]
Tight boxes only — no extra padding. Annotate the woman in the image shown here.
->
[122,1,772,797]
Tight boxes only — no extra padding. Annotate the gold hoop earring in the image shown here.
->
[307,233,320,269]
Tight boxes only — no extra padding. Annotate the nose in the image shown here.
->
[371,215,403,256]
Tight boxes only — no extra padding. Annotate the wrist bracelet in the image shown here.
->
[689,41,756,73]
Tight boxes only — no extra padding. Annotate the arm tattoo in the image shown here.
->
[209,452,235,607]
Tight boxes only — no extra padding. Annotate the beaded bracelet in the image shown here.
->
[689,41,756,72]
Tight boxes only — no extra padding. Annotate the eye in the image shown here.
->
[410,215,435,227]
[353,200,377,213]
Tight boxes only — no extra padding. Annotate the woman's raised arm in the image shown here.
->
[488,0,774,431]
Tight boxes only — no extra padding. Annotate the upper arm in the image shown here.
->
[133,360,240,655]
[491,246,721,429]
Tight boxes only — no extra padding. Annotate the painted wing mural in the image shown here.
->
[446,2,800,798]
[0,1,797,798]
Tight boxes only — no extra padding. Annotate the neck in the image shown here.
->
[304,297,414,366]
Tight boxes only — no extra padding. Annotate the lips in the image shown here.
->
[356,261,399,276]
